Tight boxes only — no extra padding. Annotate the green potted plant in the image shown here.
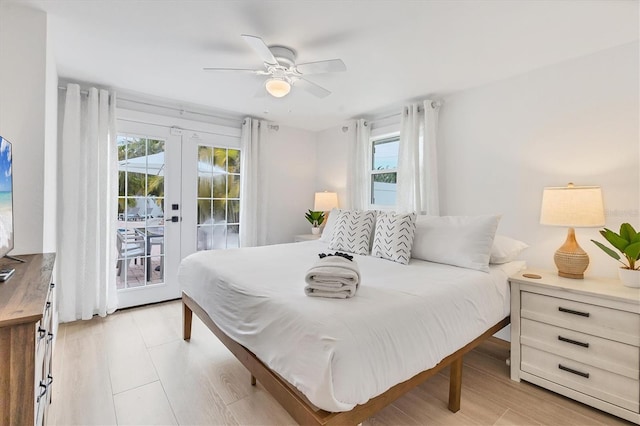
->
[591,223,640,288]
[305,210,325,235]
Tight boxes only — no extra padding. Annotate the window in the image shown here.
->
[196,146,241,250]
[370,135,399,206]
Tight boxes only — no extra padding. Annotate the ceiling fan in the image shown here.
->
[203,34,346,98]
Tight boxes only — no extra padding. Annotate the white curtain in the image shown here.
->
[397,100,440,214]
[58,83,118,322]
[347,119,370,210]
[239,117,268,247]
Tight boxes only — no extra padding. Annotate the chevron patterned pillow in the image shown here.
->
[371,212,417,264]
[328,210,376,255]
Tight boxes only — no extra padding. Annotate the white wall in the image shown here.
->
[315,123,352,208]
[0,3,56,254]
[263,125,318,244]
[43,19,59,253]
[438,42,639,279]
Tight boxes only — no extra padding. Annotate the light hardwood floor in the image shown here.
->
[48,300,631,425]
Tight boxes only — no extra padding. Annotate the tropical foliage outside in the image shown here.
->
[118,136,164,215]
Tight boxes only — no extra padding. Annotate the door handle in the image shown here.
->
[165,216,181,222]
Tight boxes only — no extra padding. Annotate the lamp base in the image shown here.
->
[554,228,589,279]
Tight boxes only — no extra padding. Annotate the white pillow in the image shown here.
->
[490,235,529,264]
[319,208,342,242]
[328,210,376,255]
[411,215,500,272]
[372,212,417,264]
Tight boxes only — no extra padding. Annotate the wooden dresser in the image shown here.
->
[0,253,56,426]
[510,269,640,424]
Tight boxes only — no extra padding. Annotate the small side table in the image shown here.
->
[294,234,321,242]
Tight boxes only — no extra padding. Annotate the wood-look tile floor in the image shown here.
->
[48,300,631,425]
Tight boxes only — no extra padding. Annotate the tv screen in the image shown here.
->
[0,136,13,258]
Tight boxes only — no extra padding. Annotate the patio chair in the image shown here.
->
[116,229,145,276]
[125,207,140,221]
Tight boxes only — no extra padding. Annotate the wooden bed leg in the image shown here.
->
[251,375,256,386]
[183,301,193,341]
[448,356,463,412]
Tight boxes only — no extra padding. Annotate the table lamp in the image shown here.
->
[314,191,339,225]
[540,183,605,279]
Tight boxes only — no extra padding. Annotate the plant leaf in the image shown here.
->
[625,241,640,262]
[620,223,635,242]
[601,228,629,252]
[591,240,621,261]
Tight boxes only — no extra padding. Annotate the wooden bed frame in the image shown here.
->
[182,292,510,426]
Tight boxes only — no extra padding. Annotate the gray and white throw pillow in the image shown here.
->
[372,212,417,264]
[328,210,376,255]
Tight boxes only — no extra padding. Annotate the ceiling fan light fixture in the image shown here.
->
[265,77,291,98]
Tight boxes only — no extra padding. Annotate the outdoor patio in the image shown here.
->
[116,220,165,289]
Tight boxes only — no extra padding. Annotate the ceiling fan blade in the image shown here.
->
[241,34,278,65]
[296,59,346,75]
[203,67,260,74]
[296,78,331,98]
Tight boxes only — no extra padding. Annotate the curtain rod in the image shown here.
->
[58,85,243,126]
[372,100,443,123]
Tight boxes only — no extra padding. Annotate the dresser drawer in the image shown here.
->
[522,345,639,412]
[521,318,639,379]
[521,291,640,345]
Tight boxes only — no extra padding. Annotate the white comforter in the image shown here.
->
[179,240,524,412]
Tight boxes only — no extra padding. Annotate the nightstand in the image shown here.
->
[294,234,321,242]
[509,269,640,424]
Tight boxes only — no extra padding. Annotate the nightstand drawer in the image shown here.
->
[521,291,640,345]
[522,345,639,412]
[521,318,639,379]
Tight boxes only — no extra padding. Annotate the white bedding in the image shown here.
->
[179,240,525,412]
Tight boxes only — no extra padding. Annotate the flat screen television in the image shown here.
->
[0,136,13,259]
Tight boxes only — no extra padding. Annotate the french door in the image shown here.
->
[115,118,241,308]
[180,132,242,259]
[115,120,182,308]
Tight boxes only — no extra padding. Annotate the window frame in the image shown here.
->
[368,132,400,210]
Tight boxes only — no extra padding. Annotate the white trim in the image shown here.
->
[117,108,242,139]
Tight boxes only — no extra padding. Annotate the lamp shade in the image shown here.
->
[265,78,291,98]
[314,192,339,211]
[540,184,605,227]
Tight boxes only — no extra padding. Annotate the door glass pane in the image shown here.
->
[227,200,239,224]
[197,199,212,225]
[227,224,239,249]
[214,148,226,168]
[195,144,240,252]
[228,149,240,173]
[227,174,240,198]
[117,134,166,290]
[213,199,226,222]
[212,174,226,198]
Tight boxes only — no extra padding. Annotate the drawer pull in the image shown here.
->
[558,335,589,348]
[45,301,51,311]
[50,282,55,289]
[47,332,54,342]
[37,327,46,340]
[46,374,53,386]
[558,307,590,317]
[558,364,590,378]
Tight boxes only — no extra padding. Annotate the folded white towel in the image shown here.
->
[304,255,360,299]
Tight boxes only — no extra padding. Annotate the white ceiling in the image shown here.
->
[13,0,640,132]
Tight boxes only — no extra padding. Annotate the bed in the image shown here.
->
[179,237,524,425]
